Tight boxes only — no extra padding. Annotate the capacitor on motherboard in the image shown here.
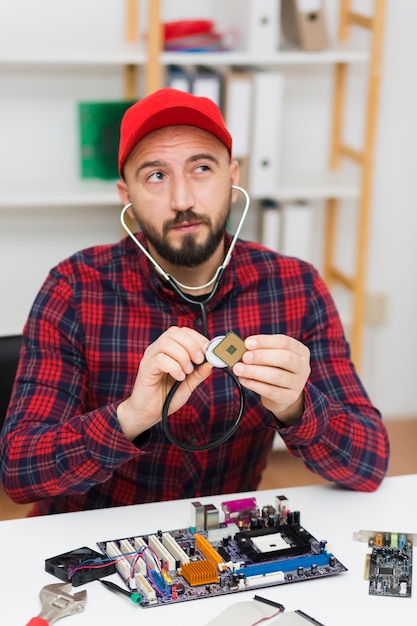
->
[292,510,301,524]
[171,585,178,601]
[229,574,239,590]
[262,504,276,518]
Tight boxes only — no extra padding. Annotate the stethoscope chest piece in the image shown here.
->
[205,336,228,368]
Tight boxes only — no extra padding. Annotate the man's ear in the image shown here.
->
[230,159,240,202]
[230,159,239,184]
[117,180,136,222]
[116,179,130,206]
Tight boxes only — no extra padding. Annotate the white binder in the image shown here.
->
[166,65,191,92]
[246,0,281,53]
[192,68,222,106]
[216,0,281,54]
[261,199,282,252]
[248,71,284,197]
[223,71,253,159]
[281,200,314,262]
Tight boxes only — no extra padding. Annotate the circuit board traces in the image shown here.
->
[366,532,412,598]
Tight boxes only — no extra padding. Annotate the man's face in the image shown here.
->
[118,125,239,268]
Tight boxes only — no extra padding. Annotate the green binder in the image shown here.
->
[78,100,135,180]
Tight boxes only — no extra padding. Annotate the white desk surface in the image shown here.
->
[1,474,416,625]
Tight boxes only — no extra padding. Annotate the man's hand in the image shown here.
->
[233,334,310,426]
[117,327,213,440]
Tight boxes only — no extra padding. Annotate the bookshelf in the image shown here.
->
[140,0,386,368]
[0,29,369,206]
[0,0,385,369]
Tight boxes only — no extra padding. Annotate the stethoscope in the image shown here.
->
[120,185,250,452]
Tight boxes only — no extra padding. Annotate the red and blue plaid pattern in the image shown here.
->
[0,233,389,515]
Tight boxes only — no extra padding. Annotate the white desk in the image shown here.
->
[1,475,416,625]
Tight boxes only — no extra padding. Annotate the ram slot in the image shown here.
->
[134,536,155,571]
[119,538,135,560]
[148,535,176,571]
[105,541,132,584]
[236,551,334,579]
[246,570,285,587]
[162,532,190,566]
[118,538,146,576]
[135,572,157,605]
[119,538,147,579]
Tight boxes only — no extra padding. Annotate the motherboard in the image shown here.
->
[97,495,347,608]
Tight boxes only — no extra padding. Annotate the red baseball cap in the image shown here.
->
[118,88,232,177]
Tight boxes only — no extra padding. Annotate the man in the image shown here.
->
[0,88,389,515]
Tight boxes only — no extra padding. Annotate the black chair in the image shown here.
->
[0,335,22,432]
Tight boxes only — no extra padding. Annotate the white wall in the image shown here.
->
[0,0,416,419]
[362,0,417,417]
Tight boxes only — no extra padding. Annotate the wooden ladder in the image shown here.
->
[124,0,162,98]
[324,0,386,369]
[124,0,386,370]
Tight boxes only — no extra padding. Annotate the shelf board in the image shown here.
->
[0,171,359,209]
[161,42,370,67]
[0,180,121,209]
[269,170,361,201]
[0,43,146,67]
[0,42,369,68]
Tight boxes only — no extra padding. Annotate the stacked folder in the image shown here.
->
[222,69,285,197]
[166,66,222,108]
[78,101,135,180]
[216,0,281,54]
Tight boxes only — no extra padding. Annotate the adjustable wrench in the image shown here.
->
[26,582,87,625]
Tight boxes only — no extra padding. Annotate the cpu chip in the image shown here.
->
[212,331,246,367]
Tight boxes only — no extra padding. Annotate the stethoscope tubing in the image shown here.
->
[161,367,245,452]
[119,185,250,293]
[120,186,250,451]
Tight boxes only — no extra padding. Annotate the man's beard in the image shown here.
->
[132,194,232,268]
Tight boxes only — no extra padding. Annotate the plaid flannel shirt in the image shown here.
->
[0,233,389,515]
